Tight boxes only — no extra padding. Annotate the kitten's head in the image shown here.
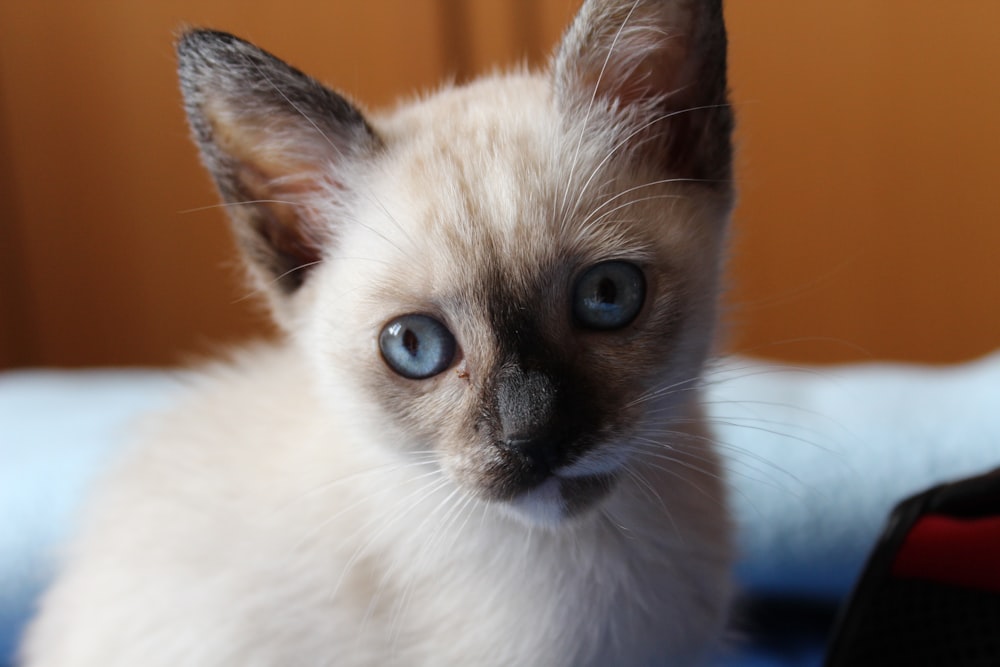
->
[177,0,732,526]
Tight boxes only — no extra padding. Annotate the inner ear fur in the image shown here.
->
[176,29,382,300]
[553,0,732,183]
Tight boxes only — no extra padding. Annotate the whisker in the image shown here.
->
[288,464,443,556]
[577,177,690,229]
[284,453,439,508]
[631,433,800,504]
[320,474,451,601]
[384,484,469,651]
[621,464,678,538]
[558,0,644,224]
[176,199,302,215]
[568,103,733,224]
[626,445,727,511]
[626,373,703,408]
[245,55,345,159]
[577,193,685,241]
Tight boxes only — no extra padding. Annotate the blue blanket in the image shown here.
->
[3,352,999,665]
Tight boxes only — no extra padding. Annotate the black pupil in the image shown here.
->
[403,329,419,355]
[596,277,618,304]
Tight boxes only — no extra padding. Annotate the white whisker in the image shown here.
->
[176,199,303,215]
[558,0,644,226]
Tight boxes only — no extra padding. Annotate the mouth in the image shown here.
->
[471,438,626,526]
[555,471,618,515]
[502,471,618,527]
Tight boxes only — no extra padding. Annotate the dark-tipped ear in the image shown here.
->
[176,29,381,308]
[553,0,731,183]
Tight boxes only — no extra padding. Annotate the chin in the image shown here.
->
[498,472,619,529]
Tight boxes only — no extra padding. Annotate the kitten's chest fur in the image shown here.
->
[103,345,730,667]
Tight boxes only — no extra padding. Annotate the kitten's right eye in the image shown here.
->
[379,314,456,380]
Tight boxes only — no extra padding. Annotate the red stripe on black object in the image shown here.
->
[890,514,1000,593]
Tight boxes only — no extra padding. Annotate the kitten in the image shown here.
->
[22,0,735,664]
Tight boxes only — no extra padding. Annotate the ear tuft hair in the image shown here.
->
[553,0,731,183]
[177,30,382,307]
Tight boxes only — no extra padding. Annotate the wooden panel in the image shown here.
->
[2,1,998,368]
[0,86,38,367]
[724,2,1000,363]
[0,0,447,368]
[443,0,576,78]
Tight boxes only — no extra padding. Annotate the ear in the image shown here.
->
[553,0,731,183]
[176,30,382,316]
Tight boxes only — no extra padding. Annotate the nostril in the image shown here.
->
[503,436,536,455]
[501,436,556,472]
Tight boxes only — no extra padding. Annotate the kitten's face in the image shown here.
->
[177,0,732,525]
[306,78,728,524]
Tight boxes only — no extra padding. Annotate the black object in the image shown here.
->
[824,467,1000,666]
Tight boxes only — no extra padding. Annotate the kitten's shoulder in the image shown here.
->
[23,343,346,665]
[99,342,327,508]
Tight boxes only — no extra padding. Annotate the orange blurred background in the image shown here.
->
[1,1,998,369]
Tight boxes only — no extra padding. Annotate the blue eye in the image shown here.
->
[379,314,456,379]
[572,261,646,330]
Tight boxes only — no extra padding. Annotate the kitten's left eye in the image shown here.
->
[379,314,456,379]
[572,260,646,330]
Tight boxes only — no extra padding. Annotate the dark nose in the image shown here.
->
[495,365,562,471]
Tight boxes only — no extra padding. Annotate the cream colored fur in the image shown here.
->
[23,346,730,666]
[22,1,735,664]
